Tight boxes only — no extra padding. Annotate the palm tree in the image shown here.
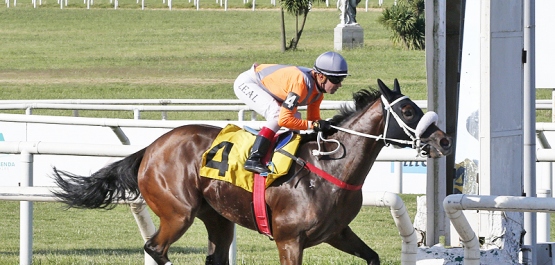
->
[280,0,319,51]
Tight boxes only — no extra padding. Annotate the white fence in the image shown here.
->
[0,99,427,121]
[2,98,553,121]
[444,194,555,265]
[0,98,430,193]
[5,0,390,12]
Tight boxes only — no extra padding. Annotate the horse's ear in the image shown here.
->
[393,78,401,94]
[377,79,394,101]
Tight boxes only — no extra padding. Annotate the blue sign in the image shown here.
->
[391,161,427,174]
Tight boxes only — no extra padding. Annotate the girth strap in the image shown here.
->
[252,133,277,239]
[253,173,273,238]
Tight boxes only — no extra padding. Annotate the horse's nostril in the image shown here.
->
[440,138,451,148]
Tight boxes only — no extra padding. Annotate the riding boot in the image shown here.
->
[244,127,275,174]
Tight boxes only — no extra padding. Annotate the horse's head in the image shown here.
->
[378,78,452,158]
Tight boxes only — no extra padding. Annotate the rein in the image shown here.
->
[278,94,438,191]
[312,96,438,158]
[277,149,363,191]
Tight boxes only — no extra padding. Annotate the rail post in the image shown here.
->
[129,202,157,265]
[20,149,33,265]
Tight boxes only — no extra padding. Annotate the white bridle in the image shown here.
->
[312,95,438,157]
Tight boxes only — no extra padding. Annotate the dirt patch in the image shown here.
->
[0,76,233,85]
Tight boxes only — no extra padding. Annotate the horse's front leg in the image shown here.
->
[325,226,380,265]
[275,238,304,265]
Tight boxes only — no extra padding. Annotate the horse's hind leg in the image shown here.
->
[325,226,380,265]
[141,184,200,264]
[144,214,196,265]
[198,207,235,265]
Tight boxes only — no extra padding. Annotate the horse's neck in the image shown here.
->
[332,101,386,186]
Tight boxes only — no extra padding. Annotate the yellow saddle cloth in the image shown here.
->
[200,124,301,193]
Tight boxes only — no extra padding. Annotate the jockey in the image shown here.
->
[233,51,349,174]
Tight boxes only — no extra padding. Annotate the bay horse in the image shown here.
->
[52,79,452,265]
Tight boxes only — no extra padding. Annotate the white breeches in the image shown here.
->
[234,67,301,132]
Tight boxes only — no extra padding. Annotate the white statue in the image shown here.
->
[337,0,361,25]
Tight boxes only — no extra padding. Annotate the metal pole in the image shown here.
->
[537,189,550,242]
[523,1,536,263]
[424,0,447,246]
[129,203,157,265]
[228,226,237,265]
[110,126,130,145]
[393,162,402,193]
[537,129,552,243]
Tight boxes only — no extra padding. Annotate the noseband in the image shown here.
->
[312,95,438,157]
[380,95,438,149]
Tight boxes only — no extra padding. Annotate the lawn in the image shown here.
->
[0,195,420,264]
[1,4,428,264]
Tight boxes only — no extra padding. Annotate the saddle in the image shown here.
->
[199,124,301,192]
[199,124,301,238]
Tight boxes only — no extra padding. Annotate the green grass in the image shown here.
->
[4,0,392,10]
[2,6,550,120]
[0,5,439,122]
[0,5,426,99]
[0,6,426,264]
[3,199,555,264]
[0,196,418,264]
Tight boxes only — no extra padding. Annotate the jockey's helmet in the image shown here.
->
[313,51,349,77]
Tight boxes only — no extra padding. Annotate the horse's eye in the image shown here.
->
[403,108,414,118]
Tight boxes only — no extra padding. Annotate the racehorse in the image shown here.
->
[52,79,452,265]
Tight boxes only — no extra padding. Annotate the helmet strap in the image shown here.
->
[313,71,326,93]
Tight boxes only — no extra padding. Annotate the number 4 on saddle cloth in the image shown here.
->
[199,124,301,193]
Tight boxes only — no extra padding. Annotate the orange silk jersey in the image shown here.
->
[254,64,323,130]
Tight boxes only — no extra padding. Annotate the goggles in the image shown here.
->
[326,75,345,84]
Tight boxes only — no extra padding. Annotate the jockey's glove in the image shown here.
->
[313,120,337,135]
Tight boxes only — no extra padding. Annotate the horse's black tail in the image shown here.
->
[51,148,147,210]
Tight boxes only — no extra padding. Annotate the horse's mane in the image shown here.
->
[300,89,381,143]
[330,89,381,126]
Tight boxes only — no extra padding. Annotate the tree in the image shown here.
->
[378,0,425,50]
[280,0,320,51]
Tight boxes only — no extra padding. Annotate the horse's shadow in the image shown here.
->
[0,246,206,256]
